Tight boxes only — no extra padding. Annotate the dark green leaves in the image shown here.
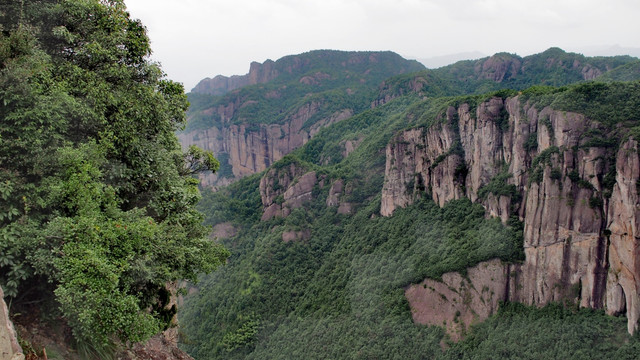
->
[0,0,228,350]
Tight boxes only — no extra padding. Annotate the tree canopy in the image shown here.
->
[0,0,228,352]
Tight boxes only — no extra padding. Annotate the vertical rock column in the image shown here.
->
[606,139,640,334]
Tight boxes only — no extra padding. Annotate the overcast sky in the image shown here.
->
[124,0,640,91]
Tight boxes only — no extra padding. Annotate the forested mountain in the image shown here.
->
[180,48,638,188]
[3,1,640,359]
[179,50,640,359]
[179,50,426,187]
[0,1,227,358]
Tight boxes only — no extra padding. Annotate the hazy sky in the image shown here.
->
[124,0,640,91]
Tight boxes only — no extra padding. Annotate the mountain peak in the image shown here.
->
[190,50,425,95]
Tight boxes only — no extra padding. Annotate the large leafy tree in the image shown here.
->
[0,0,227,350]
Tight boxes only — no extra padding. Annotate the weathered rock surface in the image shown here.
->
[179,105,352,188]
[406,259,518,340]
[184,51,425,187]
[119,281,193,359]
[477,53,522,82]
[0,287,24,360]
[606,140,640,333]
[385,95,640,334]
[326,179,354,214]
[259,164,318,221]
[119,333,193,360]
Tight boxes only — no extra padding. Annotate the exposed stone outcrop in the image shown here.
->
[179,105,352,188]
[341,137,363,158]
[326,179,354,214]
[606,139,640,333]
[183,51,427,188]
[476,53,522,82]
[326,179,344,207]
[405,259,518,340]
[119,282,193,360]
[282,229,311,243]
[191,60,278,95]
[211,222,238,240]
[470,49,607,84]
[120,334,193,360]
[384,95,640,334]
[259,164,318,221]
[0,287,24,360]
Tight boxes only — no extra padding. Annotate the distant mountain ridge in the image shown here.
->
[191,60,279,95]
[180,50,425,187]
[191,50,425,96]
[181,48,639,189]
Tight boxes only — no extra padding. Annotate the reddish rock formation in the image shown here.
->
[326,179,354,214]
[606,139,640,334]
[476,53,522,82]
[259,164,318,221]
[406,259,518,340]
[282,229,312,243]
[0,286,24,360]
[384,95,640,334]
[179,105,352,188]
[211,222,238,240]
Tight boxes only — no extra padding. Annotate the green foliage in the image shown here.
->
[596,60,640,82]
[589,196,603,209]
[477,166,518,200]
[431,48,636,95]
[183,145,220,175]
[181,189,524,359]
[529,146,560,184]
[180,72,640,358]
[184,50,425,132]
[0,0,228,350]
[221,317,261,352]
[443,303,640,360]
[524,132,538,151]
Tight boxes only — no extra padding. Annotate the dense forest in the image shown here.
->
[0,1,227,358]
[180,82,640,359]
[3,1,640,360]
[179,47,640,360]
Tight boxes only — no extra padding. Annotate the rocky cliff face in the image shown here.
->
[257,162,357,222]
[182,51,426,188]
[259,163,319,221]
[191,60,278,95]
[383,95,640,334]
[0,287,24,360]
[406,259,519,340]
[179,103,353,188]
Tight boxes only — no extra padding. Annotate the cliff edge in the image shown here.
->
[382,91,640,334]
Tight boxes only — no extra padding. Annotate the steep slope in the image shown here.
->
[178,50,425,187]
[382,82,640,334]
[191,60,280,96]
[180,80,640,359]
[0,287,23,360]
[179,49,636,189]
[430,47,636,93]
[596,59,640,82]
